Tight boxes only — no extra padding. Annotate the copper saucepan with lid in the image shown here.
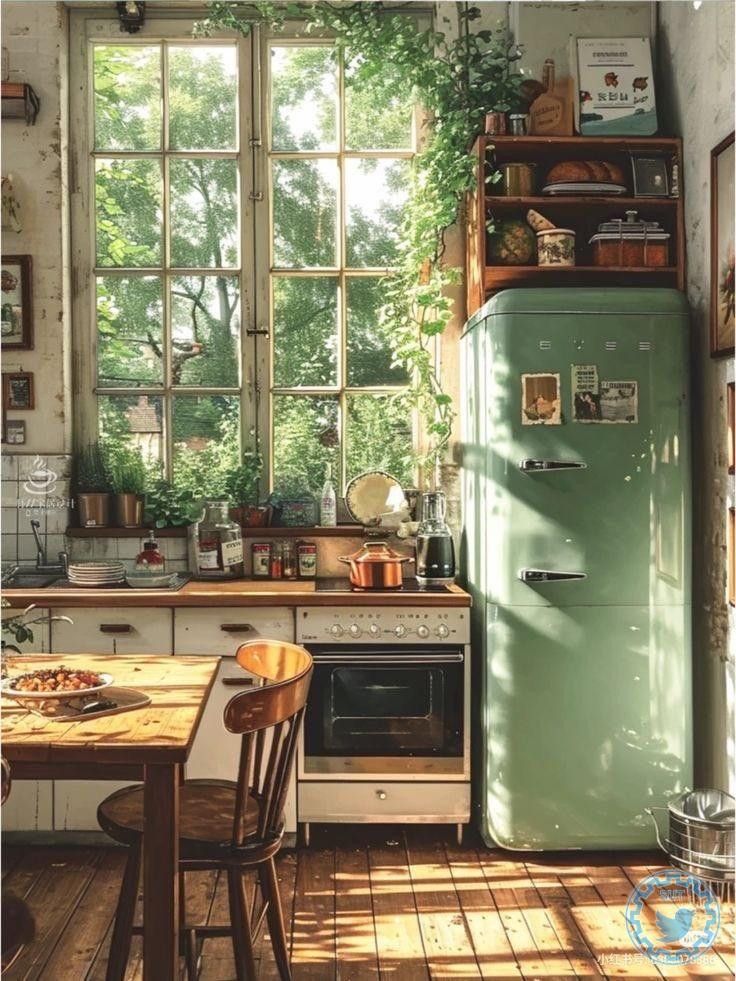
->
[338,541,414,589]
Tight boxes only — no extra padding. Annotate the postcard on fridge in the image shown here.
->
[571,364,601,422]
[600,380,639,423]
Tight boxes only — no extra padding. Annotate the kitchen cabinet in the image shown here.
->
[1,612,52,831]
[51,607,173,831]
[174,607,297,833]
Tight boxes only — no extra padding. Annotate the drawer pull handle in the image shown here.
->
[99,624,132,634]
[220,623,254,633]
[221,677,255,687]
[376,789,387,801]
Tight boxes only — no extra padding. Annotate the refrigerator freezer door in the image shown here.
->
[477,289,690,609]
[482,601,692,850]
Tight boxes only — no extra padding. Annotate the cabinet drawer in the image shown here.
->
[298,781,470,823]
[174,607,294,656]
[51,608,173,655]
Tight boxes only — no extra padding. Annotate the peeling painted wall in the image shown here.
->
[658,0,735,793]
[1,1,69,455]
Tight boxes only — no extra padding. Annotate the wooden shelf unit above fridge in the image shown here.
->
[466,135,685,315]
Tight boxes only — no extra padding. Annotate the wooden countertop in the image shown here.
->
[2,579,471,609]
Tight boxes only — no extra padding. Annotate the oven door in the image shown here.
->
[300,645,467,778]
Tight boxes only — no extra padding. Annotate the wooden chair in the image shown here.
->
[97,641,313,981]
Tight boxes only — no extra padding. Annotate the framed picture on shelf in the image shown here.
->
[4,419,26,445]
[728,382,735,475]
[0,254,33,351]
[711,132,735,357]
[2,371,34,410]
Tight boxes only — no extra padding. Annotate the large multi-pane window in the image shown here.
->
[76,20,415,498]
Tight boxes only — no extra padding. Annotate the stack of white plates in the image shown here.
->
[542,181,628,196]
[68,561,126,588]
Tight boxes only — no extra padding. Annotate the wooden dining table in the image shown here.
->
[1,653,220,981]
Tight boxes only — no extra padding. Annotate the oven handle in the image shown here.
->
[311,654,464,666]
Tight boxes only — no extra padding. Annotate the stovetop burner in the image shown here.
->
[315,576,453,594]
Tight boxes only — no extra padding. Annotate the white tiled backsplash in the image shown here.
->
[1,453,72,565]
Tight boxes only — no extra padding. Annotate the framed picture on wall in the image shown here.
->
[4,419,26,445]
[0,254,33,351]
[2,371,34,410]
[711,132,735,357]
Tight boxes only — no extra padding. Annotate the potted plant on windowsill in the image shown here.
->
[109,447,147,528]
[225,451,268,527]
[73,443,113,528]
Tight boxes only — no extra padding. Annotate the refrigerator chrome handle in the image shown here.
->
[519,459,587,472]
[519,568,587,583]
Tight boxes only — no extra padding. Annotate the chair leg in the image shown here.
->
[227,869,257,981]
[106,845,141,981]
[258,857,292,981]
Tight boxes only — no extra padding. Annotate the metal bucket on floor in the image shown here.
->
[646,789,735,885]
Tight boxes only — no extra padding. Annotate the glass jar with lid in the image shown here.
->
[415,491,456,586]
[191,500,244,579]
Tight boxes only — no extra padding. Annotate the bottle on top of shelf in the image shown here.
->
[319,463,337,527]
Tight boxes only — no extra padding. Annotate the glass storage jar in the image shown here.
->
[191,500,244,579]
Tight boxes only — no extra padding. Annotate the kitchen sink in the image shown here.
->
[2,570,64,589]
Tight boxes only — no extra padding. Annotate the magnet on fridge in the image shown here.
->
[521,373,561,425]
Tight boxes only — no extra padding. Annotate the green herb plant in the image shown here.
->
[224,450,264,507]
[195,1,523,472]
[74,442,113,494]
[107,445,148,496]
[144,479,201,528]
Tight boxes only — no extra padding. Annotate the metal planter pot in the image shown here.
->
[114,493,144,529]
[77,492,111,529]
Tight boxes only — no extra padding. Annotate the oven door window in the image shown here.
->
[304,648,463,758]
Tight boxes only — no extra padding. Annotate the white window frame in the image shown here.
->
[70,10,424,492]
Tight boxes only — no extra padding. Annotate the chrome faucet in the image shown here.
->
[29,519,68,575]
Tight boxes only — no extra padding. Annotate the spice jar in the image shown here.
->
[297,541,317,579]
[252,542,271,578]
[192,501,244,579]
[282,541,297,579]
[136,532,165,573]
[270,542,283,579]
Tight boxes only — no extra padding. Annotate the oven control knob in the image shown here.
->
[329,624,344,638]
[416,624,430,639]
[348,624,362,638]
[436,623,450,639]
[368,623,380,637]
[393,624,407,638]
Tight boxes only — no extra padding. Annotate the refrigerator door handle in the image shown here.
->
[519,568,587,583]
[519,458,587,472]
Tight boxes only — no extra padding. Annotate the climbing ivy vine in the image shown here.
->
[195,2,524,473]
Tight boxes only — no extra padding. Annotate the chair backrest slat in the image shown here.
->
[223,641,312,846]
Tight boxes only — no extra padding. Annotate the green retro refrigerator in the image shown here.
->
[461,288,692,850]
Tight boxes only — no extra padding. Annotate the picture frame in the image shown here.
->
[3,371,34,410]
[0,254,33,351]
[710,132,735,358]
[728,382,735,475]
[4,419,26,445]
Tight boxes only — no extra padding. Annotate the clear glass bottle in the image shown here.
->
[192,500,244,579]
[282,540,298,579]
[319,463,337,527]
[415,491,456,586]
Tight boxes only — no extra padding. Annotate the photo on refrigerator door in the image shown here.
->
[521,372,561,425]
[571,363,602,422]
[600,380,639,423]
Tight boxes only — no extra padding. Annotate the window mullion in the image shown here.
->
[161,41,173,481]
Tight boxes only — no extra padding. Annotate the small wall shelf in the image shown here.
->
[467,134,685,314]
[1,82,40,125]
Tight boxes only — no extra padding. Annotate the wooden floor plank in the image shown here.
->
[334,842,379,980]
[290,845,336,980]
[445,843,522,978]
[368,837,429,980]
[4,847,103,981]
[198,871,237,981]
[524,858,604,978]
[405,830,481,979]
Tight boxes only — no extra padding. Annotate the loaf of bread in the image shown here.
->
[545,160,626,185]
